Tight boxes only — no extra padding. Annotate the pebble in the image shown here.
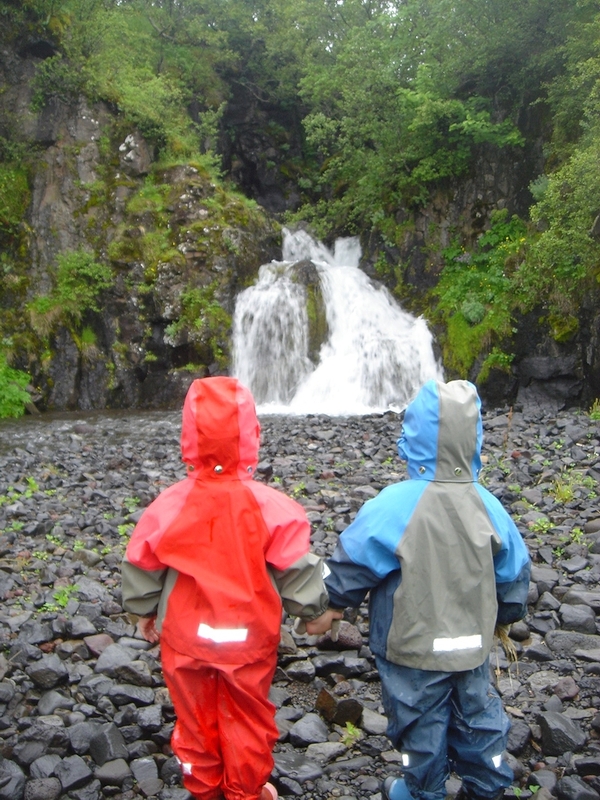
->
[0,406,599,800]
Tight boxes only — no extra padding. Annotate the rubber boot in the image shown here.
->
[383,777,413,800]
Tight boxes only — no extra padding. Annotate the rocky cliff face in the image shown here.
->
[357,140,600,414]
[1,44,280,412]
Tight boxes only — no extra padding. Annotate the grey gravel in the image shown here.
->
[0,406,599,800]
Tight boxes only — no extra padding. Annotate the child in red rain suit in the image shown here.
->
[121,377,340,800]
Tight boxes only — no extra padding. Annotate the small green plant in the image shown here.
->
[46,532,62,545]
[528,517,553,534]
[52,584,79,607]
[32,550,49,561]
[40,601,60,613]
[552,477,575,504]
[551,468,596,503]
[4,520,24,533]
[570,527,585,544]
[341,721,361,748]
[123,496,140,513]
[73,540,85,551]
[589,398,600,421]
[23,477,39,497]
[118,523,134,537]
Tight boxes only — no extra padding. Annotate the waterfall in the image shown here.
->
[232,228,443,415]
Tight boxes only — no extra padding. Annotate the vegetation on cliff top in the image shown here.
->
[1,0,600,412]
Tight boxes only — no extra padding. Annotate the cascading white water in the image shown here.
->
[232,228,443,415]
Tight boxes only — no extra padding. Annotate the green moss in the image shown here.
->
[29,248,113,335]
[477,348,515,384]
[80,326,97,346]
[0,164,30,236]
[546,313,579,343]
[441,313,488,377]
[305,284,328,364]
[165,283,231,369]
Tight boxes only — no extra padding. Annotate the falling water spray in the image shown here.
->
[232,229,443,414]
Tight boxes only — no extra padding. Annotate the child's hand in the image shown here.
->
[138,615,160,644]
[305,608,343,636]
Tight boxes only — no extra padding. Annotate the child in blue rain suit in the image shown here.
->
[323,380,531,800]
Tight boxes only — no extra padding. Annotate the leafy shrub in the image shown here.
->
[31,55,86,110]
[0,352,30,418]
[29,248,113,334]
[434,210,526,377]
[165,283,231,367]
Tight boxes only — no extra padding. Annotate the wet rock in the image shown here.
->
[553,675,580,700]
[315,688,363,726]
[93,757,133,787]
[559,604,597,634]
[288,713,330,746]
[23,777,62,800]
[538,711,587,755]
[556,774,600,800]
[27,655,68,689]
[506,719,531,754]
[273,750,324,782]
[285,660,316,683]
[305,742,348,765]
[54,755,93,791]
[360,707,388,736]
[29,755,61,780]
[89,722,129,765]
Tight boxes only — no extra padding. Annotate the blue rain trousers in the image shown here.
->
[376,655,512,800]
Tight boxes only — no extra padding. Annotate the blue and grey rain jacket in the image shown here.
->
[325,379,531,672]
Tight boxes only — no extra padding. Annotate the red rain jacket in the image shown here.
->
[124,377,321,664]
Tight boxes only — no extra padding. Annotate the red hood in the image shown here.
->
[181,377,260,480]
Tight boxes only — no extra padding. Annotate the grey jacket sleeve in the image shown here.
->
[270,552,330,621]
[121,556,167,617]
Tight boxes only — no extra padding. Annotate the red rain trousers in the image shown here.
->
[161,641,279,800]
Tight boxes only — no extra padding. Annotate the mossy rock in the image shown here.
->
[288,259,329,365]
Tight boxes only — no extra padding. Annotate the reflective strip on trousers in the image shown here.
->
[198,623,248,642]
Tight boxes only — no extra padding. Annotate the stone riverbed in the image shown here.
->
[0,405,599,800]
